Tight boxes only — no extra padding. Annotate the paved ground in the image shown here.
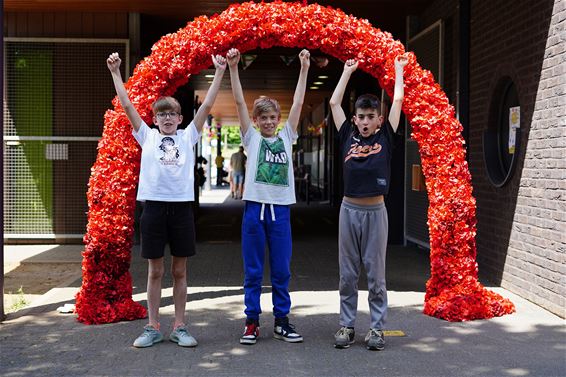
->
[1,188,565,377]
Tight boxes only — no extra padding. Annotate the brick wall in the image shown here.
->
[504,0,566,317]
[3,12,128,38]
[468,0,564,317]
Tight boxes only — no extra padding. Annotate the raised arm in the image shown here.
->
[388,53,408,132]
[329,59,358,131]
[193,54,227,133]
[107,52,143,132]
[287,49,310,131]
[227,48,252,136]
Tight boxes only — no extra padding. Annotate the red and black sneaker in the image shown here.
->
[240,319,260,345]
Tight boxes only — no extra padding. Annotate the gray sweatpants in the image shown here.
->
[338,200,388,329]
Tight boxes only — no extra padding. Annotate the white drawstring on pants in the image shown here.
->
[259,203,276,222]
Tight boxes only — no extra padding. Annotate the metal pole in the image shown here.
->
[216,121,223,187]
[1,18,5,321]
[458,0,471,151]
[205,114,213,191]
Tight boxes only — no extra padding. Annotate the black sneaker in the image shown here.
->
[240,319,259,345]
[273,317,303,343]
[365,329,385,351]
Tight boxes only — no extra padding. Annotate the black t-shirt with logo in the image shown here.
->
[337,119,394,197]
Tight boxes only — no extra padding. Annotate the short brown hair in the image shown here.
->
[252,97,281,118]
[354,94,381,114]
[152,96,181,115]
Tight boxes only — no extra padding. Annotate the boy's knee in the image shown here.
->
[245,270,263,283]
[148,267,164,280]
[339,276,358,291]
[271,269,291,285]
[171,265,187,280]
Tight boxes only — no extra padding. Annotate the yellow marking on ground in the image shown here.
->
[384,330,406,337]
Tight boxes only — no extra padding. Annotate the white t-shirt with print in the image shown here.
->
[241,122,297,205]
[133,120,200,202]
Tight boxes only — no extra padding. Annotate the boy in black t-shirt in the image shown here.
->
[329,54,408,350]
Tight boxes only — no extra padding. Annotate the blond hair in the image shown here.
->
[152,96,181,114]
[252,97,281,118]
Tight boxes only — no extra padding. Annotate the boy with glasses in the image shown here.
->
[106,52,226,348]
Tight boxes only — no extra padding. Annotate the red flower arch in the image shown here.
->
[75,1,515,324]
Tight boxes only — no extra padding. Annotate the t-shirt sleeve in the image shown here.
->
[280,121,298,142]
[187,121,200,146]
[132,120,150,146]
[336,119,352,145]
[382,120,400,149]
[241,124,257,148]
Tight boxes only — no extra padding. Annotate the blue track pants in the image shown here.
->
[241,201,292,320]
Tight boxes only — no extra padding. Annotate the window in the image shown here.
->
[483,77,521,187]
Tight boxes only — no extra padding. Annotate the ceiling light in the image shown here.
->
[205,74,214,78]
[318,75,328,79]
[313,81,324,85]
[309,86,319,90]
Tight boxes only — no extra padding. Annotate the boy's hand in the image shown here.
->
[107,52,121,73]
[212,54,227,71]
[299,49,310,69]
[226,48,240,68]
[344,59,358,74]
[394,53,409,70]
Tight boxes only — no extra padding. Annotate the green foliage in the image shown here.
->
[7,286,29,313]
[222,126,242,146]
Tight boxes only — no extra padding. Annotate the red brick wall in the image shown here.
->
[4,12,128,38]
[469,0,563,316]
[419,0,564,316]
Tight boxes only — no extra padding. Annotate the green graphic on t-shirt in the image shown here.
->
[255,137,289,186]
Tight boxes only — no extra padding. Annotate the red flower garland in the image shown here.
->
[76,1,514,324]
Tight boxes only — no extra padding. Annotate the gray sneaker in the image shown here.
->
[365,329,385,351]
[133,325,163,348]
[334,327,355,348]
[169,325,198,347]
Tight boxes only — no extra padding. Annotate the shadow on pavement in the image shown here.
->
[1,201,564,376]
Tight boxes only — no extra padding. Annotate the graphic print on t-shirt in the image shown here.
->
[344,140,383,162]
[159,136,180,165]
[255,137,289,186]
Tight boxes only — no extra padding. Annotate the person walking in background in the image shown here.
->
[230,146,247,199]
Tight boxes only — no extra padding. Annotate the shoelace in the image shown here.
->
[369,329,382,338]
[279,323,297,334]
[244,324,258,336]
[175,327,188,334]
[337,327,350,336]
[142,327,158,337]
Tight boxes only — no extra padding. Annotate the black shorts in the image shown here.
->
[139,200,196,259]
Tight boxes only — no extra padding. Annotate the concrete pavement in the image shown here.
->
[1,187,565,377]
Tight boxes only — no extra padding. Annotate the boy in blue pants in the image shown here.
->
[227,48,310,344]
[329,54,408,350]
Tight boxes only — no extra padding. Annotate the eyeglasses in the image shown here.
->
[156,112,179,119]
